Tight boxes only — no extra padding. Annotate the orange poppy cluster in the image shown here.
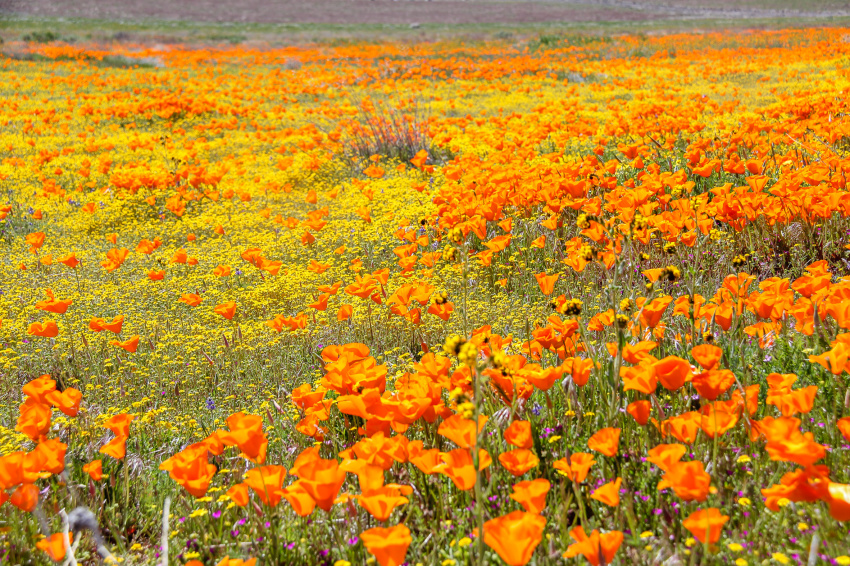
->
[5,25,850,565]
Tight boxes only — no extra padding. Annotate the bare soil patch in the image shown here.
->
[5,0,850,26]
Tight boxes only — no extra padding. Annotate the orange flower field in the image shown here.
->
[2,26,850,565]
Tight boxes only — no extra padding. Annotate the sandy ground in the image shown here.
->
[2,0,849,26]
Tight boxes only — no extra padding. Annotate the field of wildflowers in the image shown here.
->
[2,26,850,566]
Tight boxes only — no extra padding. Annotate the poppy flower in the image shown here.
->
[226,483,251,507]
[15,397,52,441]
[620,364,657,394]
[652,356,692,391]
[646,443,686,472]
[101,247,130,272]
[682,508,729,544]
[553,452,596,483]
[10,482,39,512]
[838,416,850,442]
[534,272,559,296]
[691,344,723,370]
[215,558,257,566]
[28,321,59,338]
[504,420,533,449]
[22,375,56,403]
[357,486,409,522]
[179,293,203,307]
[499,449,540,476]
[627,400,652,425]
[36,532,72,562]
[110,335,140,353]
[564,526,623,565]
[482,510,546,566]
[438,414,488,449]
[35,289,72,314]
[308,294,330,312]
[26,231,45,253]
[509,478,550,514]
[160,445,218,497]
[664,411,702,444]
[587,428,620,457]
[337,304,353,321]
[692,370,736,400]
[427,301,454,321]
[360,523,411,566]
[408,441,443,475]
[825,482,850,521]
[700,405,739,438]
[32,438,66,474]
[213,264,231,277]
[57,253,79,268]
[215,301,237,320]
[244,465,288,506]
[148,269,165,280]
[282,481,317,517]
[439,448,491,491]
[82,460,103,481]
[219,412,268,464]
[297,457,346,512]
[658,460,711,502]
[590,477,622,507]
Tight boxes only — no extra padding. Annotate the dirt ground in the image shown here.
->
[2,0,849,26]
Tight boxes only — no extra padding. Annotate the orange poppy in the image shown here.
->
[438,414,487,449]
[658,460,711,502]
[646,443,686,472]
[337,304,354,321]
[10,482,39,512]
[664,411,702,444]
[227,483,251,507]
[82,460,103,481]
[509,478,550,514]
[838,416,850,442]
[652,356,692,391]
[590,477,622,507]
[35,289,73,314]
[244,465,288,506]
[482,510,546,566]
[179,293,203,307]
[534,272,559,296]
[692,370,736,400]
[32,438,66,474]
[15,397,52,441]
[620,364,657,395]
[682,508,728,544]
[504,420,533,449]
[297,457,346,512]
[408,441,443,475]
[627,400,652,425]
[360,524,411,566]
[28,321,59,338]
[439,448,491,491]
[90,315,124,334]
[564,526,623,566]
[219,412,268,464]
[691,344,722,370]
[109,335,140,353]
[275,481,313,517]
[357,486,409,522]
[498,449,540,476]
[36,532,72,562]
[215,301,237,320]
[587,428,620,457]
[553,452,595,483]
